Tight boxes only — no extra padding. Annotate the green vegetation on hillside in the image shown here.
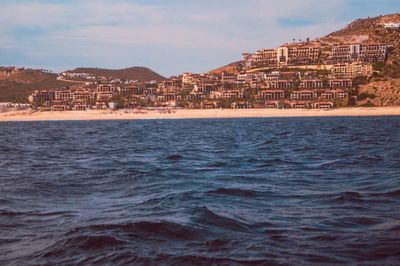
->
[0,70,77,102]
[69,67,166,81]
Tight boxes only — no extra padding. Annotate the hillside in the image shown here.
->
[0,68,78,103]
[321,13,400,105]
[358,79,400,106]
[209,61,242,75]
[68,67,166,81]
[322,13,400,78]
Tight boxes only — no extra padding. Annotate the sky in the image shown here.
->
[0,0,399,77]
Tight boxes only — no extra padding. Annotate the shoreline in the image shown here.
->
[1,107,400,122]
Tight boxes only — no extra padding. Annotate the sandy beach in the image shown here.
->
[0,107,400,122]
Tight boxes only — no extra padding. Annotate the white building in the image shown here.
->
[383,22,400,29]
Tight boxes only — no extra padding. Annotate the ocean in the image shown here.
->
[1,117,400,265]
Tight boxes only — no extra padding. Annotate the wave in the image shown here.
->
[166,155,184,161]
[207,162,226,168]
[371,189,400,198]
[207,188,258,198]
[68,221,202,242]
[190,206,250,232]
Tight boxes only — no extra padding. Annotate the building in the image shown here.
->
[277,45,321,66]
[290,90,318,100]
[320,90,348,100]
[383,22,400,29]
[250,49,278,68]
[332,63,373,78]
[300,79,324,89]
[311,102,334,109]
[328,79,353,88]
[329,44,388,64]
[29,90,56,103]
[244,44,321,69]
[237,73,253,83]
[266,80,293,89]
[290,102,308,109]
[231,101,252,109]
[221,72,237,84]
[257,90,285,100]
[51,105,68,111]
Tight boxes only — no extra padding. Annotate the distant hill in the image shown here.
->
[68,67,166,81]
[0,68,78,103]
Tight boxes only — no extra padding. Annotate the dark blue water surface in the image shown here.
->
[1,117,400,265]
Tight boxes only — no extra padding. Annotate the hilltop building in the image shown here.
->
[244,43,388,70]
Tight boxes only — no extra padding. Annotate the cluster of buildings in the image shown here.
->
[29,69,357,111]
[0,102,31,112]
[243,42,388,70]
[57,72,97,82]
[382,22,400,29]
[0,67,23,79]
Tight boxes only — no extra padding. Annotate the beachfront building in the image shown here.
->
[231,101,252,109]
[290,90,318,101]
[29,90,56,103]
[311,102,334,109]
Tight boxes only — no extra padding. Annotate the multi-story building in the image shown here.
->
[328,79,353,88]
[332,63,373,78]
[244,44,321,69]
[266,80,293,89]
[237,73,253,83]
[244,43,388,70]
[250,49,278,68]
[221,72,237,84]
[28,90,55,103]
[329,44,388,64]
[210,90,244,99]
[257,90,285,100]
[320,90,349,100]
[300,79,324,89]
[290,90,318,100]
[278,45,321,66]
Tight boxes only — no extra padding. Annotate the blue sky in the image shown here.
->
[0,0,399,76]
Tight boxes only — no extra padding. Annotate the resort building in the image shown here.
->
[300,79,324,89]
[329,44,388,64]
[328,79,353,88]
[257,90,285,100]
[221,72,238,84]
[290,90,318,101]
[332,63,373,78]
